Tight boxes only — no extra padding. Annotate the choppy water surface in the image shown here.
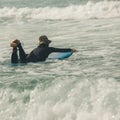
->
[0,0,120,120]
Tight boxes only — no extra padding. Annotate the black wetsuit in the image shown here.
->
[11,43,72,64]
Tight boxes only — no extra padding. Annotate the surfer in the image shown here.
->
[10,35,77,63]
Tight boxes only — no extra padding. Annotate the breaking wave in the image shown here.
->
[0,1,120,20]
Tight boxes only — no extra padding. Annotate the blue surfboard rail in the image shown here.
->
[48,51,73,60]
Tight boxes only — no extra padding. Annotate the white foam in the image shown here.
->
[0,1,120,20]
[24,77,120,120]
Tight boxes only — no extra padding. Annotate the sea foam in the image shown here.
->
[0,1,120,20]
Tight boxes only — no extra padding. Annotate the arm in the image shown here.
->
[49,47,73,53]
[11,47,18,63]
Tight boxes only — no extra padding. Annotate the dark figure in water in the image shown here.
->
[10,35,76,64]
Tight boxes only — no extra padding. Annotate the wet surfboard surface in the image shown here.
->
[48,51,73,60]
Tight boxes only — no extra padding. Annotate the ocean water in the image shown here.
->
[0,0,120,120]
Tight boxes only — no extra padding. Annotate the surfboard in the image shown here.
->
[48,51,73,60]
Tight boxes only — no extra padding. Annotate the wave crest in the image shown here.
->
[0,1,120,20]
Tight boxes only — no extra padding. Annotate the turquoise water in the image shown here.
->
[0,0,120,120]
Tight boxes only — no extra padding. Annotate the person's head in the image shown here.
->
[39,35,51,45]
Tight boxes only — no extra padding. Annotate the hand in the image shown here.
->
[10,42,17,47]
[10,39,21,47]
[72,49,78,52]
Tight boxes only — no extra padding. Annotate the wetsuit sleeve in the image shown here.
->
[49,47,72,53]
[11,47,18,63]
[18,44,27,63]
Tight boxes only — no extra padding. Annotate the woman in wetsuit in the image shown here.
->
[10,35,75,64]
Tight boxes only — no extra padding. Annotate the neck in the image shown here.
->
[39,43,49,47]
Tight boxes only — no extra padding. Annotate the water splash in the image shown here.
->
[0,1,120,20]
